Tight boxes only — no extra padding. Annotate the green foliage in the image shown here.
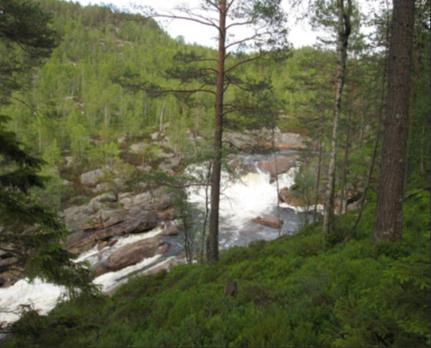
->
[5,198,429,347]
[0,0,92,290]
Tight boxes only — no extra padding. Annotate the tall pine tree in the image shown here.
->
[0,0,91,289]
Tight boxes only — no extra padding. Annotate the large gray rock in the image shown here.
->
[256,156,297,177]
[223,132,255,150]
[65,210,158,254]
[64,187,175,254]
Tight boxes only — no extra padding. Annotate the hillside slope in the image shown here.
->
[5,196,429,348]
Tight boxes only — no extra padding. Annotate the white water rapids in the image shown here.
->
[0,153,311,326]
[187,163,303,247]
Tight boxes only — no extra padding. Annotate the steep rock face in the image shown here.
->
[64,188,177,255]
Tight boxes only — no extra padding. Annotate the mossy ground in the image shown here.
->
[6,195,430,348]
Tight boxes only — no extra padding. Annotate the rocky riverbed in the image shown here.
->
[0,129,313,326]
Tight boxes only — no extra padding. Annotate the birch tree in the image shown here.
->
[311,0,354,235]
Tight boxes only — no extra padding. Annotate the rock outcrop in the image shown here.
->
[64,188,177,255]
[92,238,169,277]
[80,168,105,186]
[256,156,297,178]
[279,187,305,207]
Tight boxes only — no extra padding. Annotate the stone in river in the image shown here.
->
[252,215,283,229]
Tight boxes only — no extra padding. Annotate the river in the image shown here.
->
[0,151,313,326]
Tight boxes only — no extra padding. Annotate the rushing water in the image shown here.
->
[0,151,311,326]
[187,162,307,248]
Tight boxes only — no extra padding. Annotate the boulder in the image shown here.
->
[162,221,182,236]
[0,256,18,272]
[279,187,290,203]
[256,156,297,177]
[279,187,306,207]
[80,168,105,186]
[150,131,160,141]
[63,187,175,254]
[224,132,255,150]
[129,142,148,154]
[0,270,20,288]
[64,156,74,168]
[252,215,283,229]
[90,192,117,205]
[65,209,158,254]
[92,238,169,277]
[117,136,127,145]
[157,207,178,221]
[63,205,93,233]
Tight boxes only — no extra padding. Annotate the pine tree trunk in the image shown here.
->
[207,1,226,262]
[323,0,351,235]
[374,0,415,242]
[428,12,431,239]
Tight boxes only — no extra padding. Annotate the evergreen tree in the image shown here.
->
[0,0,90,288]
[374,0,415,242]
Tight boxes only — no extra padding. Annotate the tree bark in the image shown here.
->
[374,0,415,242]
[313,120,324,222]
[339,109,351,214]
[207,0,226,262]
[323,0,351,235]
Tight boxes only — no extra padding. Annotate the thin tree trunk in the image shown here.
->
[323,0,352,235]
[427,4,430,244]
[339,110,351,214]
[271,127,282,236]
[207,1,226,262]
[353,125,380,232]
[200,162,212,263]
[374,0,415,242]
[313,122,323,222]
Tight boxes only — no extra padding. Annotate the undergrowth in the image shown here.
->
[5,195,430,348]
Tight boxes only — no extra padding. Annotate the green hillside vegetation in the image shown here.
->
[5,196,429,348]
